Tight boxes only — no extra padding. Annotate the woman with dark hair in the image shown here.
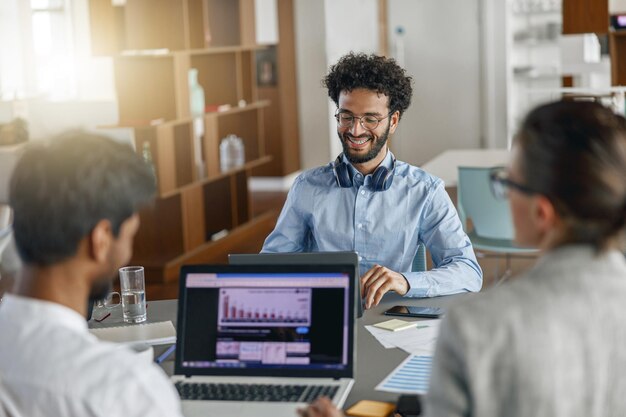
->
[299,100,626,417]
[425,100,626,417]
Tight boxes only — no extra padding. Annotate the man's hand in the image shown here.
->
[297,397,344,417]
[361,265,409,309]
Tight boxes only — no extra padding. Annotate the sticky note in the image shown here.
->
[373,318,417,332]
[346,400,396,417]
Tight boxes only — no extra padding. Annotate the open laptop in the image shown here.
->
[173,264,356,417]
[228,252,364,318]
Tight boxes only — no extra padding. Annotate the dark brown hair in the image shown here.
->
[516,101,626,251]
[323,53,413,119]
[10,131,156,266]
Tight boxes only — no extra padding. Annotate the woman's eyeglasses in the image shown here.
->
[489,167,537,200]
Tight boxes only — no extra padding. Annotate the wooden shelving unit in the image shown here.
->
[88,0,290,297]
[610,31,626,85]
[562,0,609,35]
[560,0,626,86]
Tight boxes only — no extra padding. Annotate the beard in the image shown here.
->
[339,121,391,164]
[88,275,114,303]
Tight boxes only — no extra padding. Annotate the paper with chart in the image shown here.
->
[364,319,441,355]
[376,355,433,394]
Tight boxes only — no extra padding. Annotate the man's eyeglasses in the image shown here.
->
[335,110,393,131]
[489,167,537,200]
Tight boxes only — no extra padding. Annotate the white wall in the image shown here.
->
[387,0,483,166]
[294,0,332,170]
[323,0,380,158]
[610,0,626,13]
[0,99,130,144]
[480,0,509,149]
[255,0,279,44]
[294,0,380,169]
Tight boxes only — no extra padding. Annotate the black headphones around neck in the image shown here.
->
[332,153,396,192]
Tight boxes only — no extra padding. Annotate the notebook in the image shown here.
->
[89,321,176,345]
[172,264,356,417]
[228,252,364,318]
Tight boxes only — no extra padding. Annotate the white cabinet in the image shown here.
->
[507,0,562,140]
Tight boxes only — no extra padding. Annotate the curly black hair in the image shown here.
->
[323,52,413,119]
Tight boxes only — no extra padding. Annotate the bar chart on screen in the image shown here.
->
[218,288,312,327]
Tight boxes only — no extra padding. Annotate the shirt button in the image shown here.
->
[357,223,363,229]
[358,256,363,261]
[360,190,366,196]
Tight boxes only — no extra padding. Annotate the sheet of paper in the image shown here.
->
[364,325,397,348]
[375,355,433,394]
[89,321,176,345]
[365,319,441,354]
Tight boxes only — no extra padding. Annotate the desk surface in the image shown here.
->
[90,292,471,408]
[421,149,510,187]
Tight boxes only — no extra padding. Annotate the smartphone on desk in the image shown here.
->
[384,305,443,319]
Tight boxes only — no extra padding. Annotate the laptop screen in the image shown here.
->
[228,252,363,318]
[175,264,355,378]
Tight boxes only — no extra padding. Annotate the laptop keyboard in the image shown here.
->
[175,382,339,402]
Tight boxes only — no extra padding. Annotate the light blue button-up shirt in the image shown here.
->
[262,151,483,297]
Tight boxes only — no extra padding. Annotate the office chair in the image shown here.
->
[457,166,537,284]
[411,242,427,272]
[0,206,12,257]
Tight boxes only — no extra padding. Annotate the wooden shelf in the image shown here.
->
[141,210,278,287]
[88,0,301,294]
[117,44,269,59]
[562,0,608,35]
[610,32,626,86]
[106,100,270,129]
[115,50,261,122]
[89,0,257,53]
[160,156,271,199]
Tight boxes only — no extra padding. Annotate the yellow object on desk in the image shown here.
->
[373,318,418,332]
[346,400,396,417]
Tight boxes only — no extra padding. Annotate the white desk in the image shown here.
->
[421,149,510,187]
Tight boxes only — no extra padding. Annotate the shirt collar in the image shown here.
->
[0,294,89,334]
[341,150,395,184]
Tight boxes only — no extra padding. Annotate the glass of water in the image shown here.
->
[119,266,147,323]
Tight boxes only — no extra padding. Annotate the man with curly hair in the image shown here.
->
[262,53,482,307]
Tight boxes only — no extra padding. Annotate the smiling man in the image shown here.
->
[262,53,482,307]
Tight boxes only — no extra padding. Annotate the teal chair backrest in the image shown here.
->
[0,206,12,257]
[457,166,514,240]
[411,242,427,272]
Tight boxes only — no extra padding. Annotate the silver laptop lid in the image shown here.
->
[175,264,356,379]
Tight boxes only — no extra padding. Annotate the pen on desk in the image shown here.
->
[94,312,111,323]
[155,344,176,364]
